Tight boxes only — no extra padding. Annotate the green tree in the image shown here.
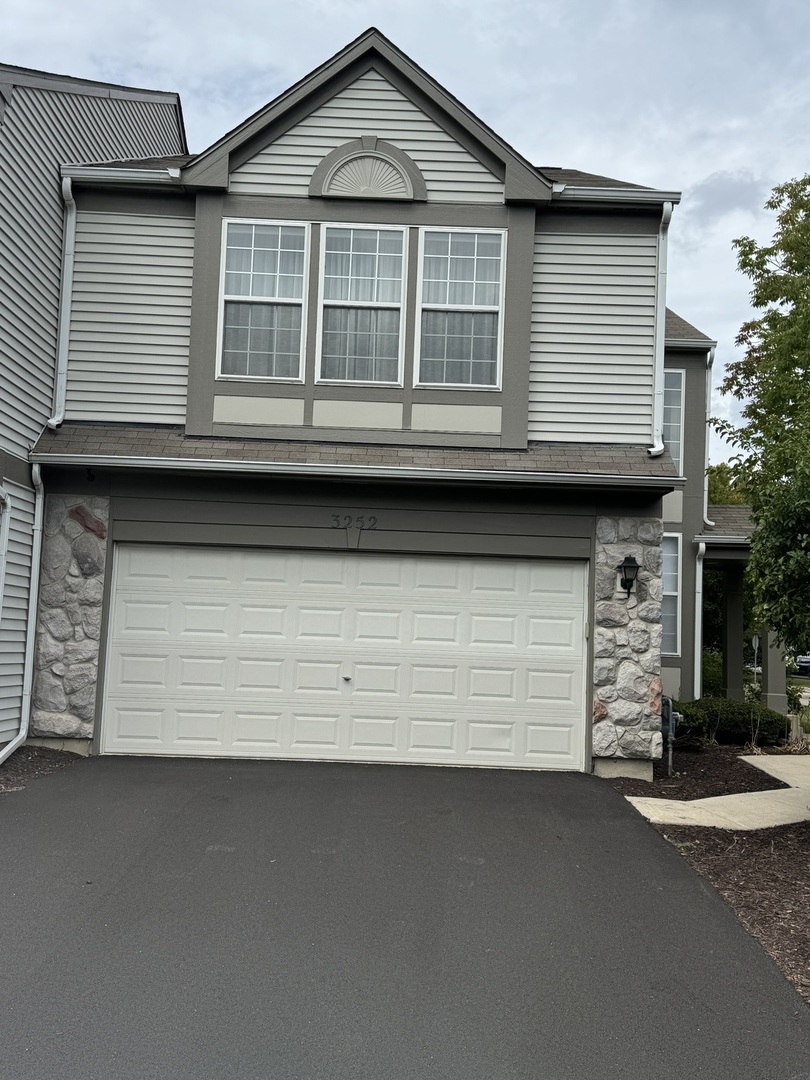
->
[706,462,749,504]
[715,174,810,652]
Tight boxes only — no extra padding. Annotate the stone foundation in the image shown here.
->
[592,515,663,761]
[31,495,110,740]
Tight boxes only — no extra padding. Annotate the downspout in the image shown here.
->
[0,486,11,623]
[648,201,673,456]
[693,542,705,700]
[0,465,45,764]
[704,347,716,527]
[47,177,76,429]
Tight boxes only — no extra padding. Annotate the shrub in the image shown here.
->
[673,696,789,747]
[701,649,724,697]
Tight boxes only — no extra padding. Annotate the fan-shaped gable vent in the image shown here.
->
[309,137,427,201]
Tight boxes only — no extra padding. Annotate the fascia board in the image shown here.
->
[31,450,681,490]
[554,186,682,205]
[665,338,718,350]
[61,165,182,185]
[694,534,751,545]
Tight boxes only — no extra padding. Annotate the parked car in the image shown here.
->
[794,656,810,677]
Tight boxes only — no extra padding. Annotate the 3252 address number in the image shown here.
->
[330,515,378,530]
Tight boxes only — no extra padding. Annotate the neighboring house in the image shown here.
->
[5,29,725,777]
[0,64,187,761]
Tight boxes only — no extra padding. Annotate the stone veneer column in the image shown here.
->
[31,495,110,740]
[592,516,664,761]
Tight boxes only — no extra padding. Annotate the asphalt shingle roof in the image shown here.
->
[32,424,678,481]
[665,308,715,343]
[704,505,753,538]
[536,167,650,190]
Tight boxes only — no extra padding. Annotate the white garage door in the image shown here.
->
[102,545,587,770]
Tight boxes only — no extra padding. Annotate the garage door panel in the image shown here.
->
[104,546,587,769]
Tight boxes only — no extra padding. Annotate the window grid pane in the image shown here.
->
[224,222,305,301]
[323,228,403,305]
[661,536,680,655]
[222,301,302,378]
[663,371,684,472]
[419,310,498,386]
[421,231,502,310]
[321,307,400,383]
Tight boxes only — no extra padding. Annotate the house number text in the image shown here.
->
[330,515,378,530]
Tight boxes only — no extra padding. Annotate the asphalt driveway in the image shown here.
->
[2,757,809,1080]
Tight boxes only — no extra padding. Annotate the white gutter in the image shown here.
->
[648,201,673,457]
[61,164,181,185]
[29,451,684,490]
[0,485,11,622]
[47,177,76,429]
[553,186,681,205]
[694,542,705,699]
[0,465,44,765]
[704,346,716,528]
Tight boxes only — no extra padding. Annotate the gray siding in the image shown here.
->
[0,481,34,741]
[529,231,658,443]
[229,70,504,203]
[65,212,195,423]
[0,83,184,459]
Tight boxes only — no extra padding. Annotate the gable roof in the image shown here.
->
[537,167,651,191]
[181,28,551,200]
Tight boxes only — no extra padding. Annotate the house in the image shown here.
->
[0,63,187,764]
[3,29,724,777]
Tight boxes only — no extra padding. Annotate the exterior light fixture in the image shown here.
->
[616,554,640,598]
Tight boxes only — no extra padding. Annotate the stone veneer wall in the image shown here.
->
[592,515,663,760]
[31,495,110,739]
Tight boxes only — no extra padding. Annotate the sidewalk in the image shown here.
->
[626,755,810,829]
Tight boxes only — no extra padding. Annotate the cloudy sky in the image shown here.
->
[3,0,808,461]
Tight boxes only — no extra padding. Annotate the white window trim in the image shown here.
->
[413,226,507,392]
[315,222,408,387]
[662,532,682,657]
[663,369,685,474]
[216,217,310,383]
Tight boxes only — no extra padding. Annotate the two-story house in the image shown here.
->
[0,63,187,764]
[8,29,721,777]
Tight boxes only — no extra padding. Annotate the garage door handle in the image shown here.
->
[342,675,352,682]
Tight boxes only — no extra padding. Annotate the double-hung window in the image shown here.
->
[663,371,685,473]
[418,230,504,387]
[221,222,306,379]
[661,534,681,655]
[319,226,405,384]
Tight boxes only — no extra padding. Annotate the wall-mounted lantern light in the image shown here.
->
[616,554,640,598]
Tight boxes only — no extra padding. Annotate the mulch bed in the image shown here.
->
[607,743,810,1006]
[2,743,809,1005]
[0,745,82,794]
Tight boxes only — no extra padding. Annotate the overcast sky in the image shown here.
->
[3,0,808,462]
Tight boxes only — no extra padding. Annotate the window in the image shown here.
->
[417,230,504,387]
[220,221,306,379]
[318,227,405,384]
[663,371,684,473]
[662,534,681,655]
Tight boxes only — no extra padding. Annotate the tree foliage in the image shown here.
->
[706,462,749,505]
[715,175,810,652]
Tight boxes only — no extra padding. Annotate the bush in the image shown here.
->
[673,696,789,747]
[701,649,724,697]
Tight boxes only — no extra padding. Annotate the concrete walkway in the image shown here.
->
[627,754,810,829]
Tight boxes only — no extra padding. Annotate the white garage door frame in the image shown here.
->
[100,543,589,771]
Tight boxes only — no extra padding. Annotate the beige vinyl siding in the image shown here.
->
[0,482,35,741]
[66,212,194,423]
[529,233,658,443]
[230,70,503,203]
[0,84,184,459]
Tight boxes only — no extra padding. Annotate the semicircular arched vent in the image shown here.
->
[326,154,411,198]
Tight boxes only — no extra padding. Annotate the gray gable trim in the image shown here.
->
[31,424,679,491]
[182,29,551,202]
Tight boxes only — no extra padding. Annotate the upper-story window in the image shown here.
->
[217,220,506,390]
[318,227,405,384]
[220,221,307,380]
[418,230,504,387]
[663,370,684,473]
